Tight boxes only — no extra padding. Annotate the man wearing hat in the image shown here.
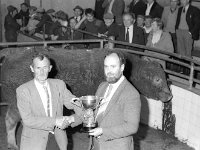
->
[73,5,83,22]
[4,5,21,42]
[98,13,119,38]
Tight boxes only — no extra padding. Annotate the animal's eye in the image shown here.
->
[153,76,162,84]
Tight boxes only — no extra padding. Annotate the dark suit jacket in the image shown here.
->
[175,5,200,40]
[129,0,146,17]
[116,24,145,50]
[17,79,82,150]
[92,77,141,150]
[147,1,163,18]
[4,14,21,42]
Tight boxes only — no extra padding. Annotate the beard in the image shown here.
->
[105,73,122,84]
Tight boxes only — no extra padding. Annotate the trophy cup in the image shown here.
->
[71,95,102,132]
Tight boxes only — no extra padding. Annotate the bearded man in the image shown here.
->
[88,52,141,150]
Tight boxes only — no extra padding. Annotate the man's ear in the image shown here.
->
[121,64,125,72]
[30,65,34,73]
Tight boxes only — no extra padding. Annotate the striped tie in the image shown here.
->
[43,85,50,117]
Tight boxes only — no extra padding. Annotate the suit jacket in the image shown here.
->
[116,24,145,50]
[17,79,82,150]
[102,0,125,24]
[92,77,141,150]
[129,0,146,17]
[146,1,163,18]
[175,5,200,40]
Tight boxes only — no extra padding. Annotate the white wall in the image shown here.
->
[141,85,200,150]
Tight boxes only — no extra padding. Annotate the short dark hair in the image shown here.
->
[105,52,126,66]
[85,8,95,16]
[21,2,28,7]
[31,53,50,66]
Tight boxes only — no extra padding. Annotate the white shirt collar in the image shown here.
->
[126,24,134,43]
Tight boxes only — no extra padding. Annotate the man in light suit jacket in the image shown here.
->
[17,53,83,150]
[89,52,141,150]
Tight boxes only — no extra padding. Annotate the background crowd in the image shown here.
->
[4,0,200,58]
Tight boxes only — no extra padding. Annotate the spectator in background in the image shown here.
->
[102,0,125,25]
[129,0,146,17]
[21,6,39,33]
[72,5,83,23]
[98,13,119,38]
[145,18,174,67]
[75,8,104,48]
[143,15,152,44]
[29,8,53,36]
[136,15,144,28]
[15,3,29,27]
[46,9,56,21]
[116,13,145,50]
[175,0,200,57]
[95,0,106,20]
[145,0,163,18]
[4,5,21,42]
[161,0,179,52]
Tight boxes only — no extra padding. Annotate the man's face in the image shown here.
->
[144,18,152,28]
[104,53,124,84]
[181,0,189,6]
[21,4,28,12]
[137,17,144,27]
[170,0,178,9]
[12,10,18,17]
[151,21,159,32]
[86,14,94,22]
[30,57,52,83]
[123,14,134,28]
[104,18,114,27]
[74,9,82,17]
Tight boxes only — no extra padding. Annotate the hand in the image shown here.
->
[55,116,73,129]
[64,116,75,125]
[89,128,103,138]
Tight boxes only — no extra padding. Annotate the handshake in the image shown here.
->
[55,116,75,130]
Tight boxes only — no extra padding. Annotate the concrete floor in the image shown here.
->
[0,115,194,150]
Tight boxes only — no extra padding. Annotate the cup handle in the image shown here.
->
[71,97,82,108]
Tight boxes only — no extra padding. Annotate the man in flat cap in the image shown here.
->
[73,5,83,22]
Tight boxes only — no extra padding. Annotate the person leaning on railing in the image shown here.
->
[144,18,174,68]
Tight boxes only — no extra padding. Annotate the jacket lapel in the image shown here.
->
[99,79,127,123]
[30,80,46,116]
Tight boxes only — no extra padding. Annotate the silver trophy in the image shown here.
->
[71,95,103,132]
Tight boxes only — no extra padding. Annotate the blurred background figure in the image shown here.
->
[136,15,144,28]
[72,5,83,23]
[4,5,21,42]
[129,0,146,17]
[145,18,174,68]
[15,3,29,27]
[46,9,56,21]
[145,0,163,18]
[143,15,152,44]
[162,0,179,52]
[95,0,106,20]
[102,0,125,25]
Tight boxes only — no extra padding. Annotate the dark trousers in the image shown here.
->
[46,133,60,150]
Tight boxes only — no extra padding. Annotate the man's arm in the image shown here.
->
[60,80,83,127]
[17,87,56,131]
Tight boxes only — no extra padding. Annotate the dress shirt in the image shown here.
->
[34,79,53,117]
[96,75,125,117]
[143,26,152,33]
[145,2,154,16]
[182,4,189,13]
[126,24,133,43]
[74,16,81,22]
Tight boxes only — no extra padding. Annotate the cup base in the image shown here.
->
[81,126,96,132]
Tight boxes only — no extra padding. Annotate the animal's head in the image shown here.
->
[130,58,172,102]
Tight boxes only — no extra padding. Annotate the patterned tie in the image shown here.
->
[43,85,50,117]
[126,27,129,43]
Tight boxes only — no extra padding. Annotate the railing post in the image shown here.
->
[43,24,46,41]
[71,29,74,50]
[100,40,104,49]
[189,62,194,90]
